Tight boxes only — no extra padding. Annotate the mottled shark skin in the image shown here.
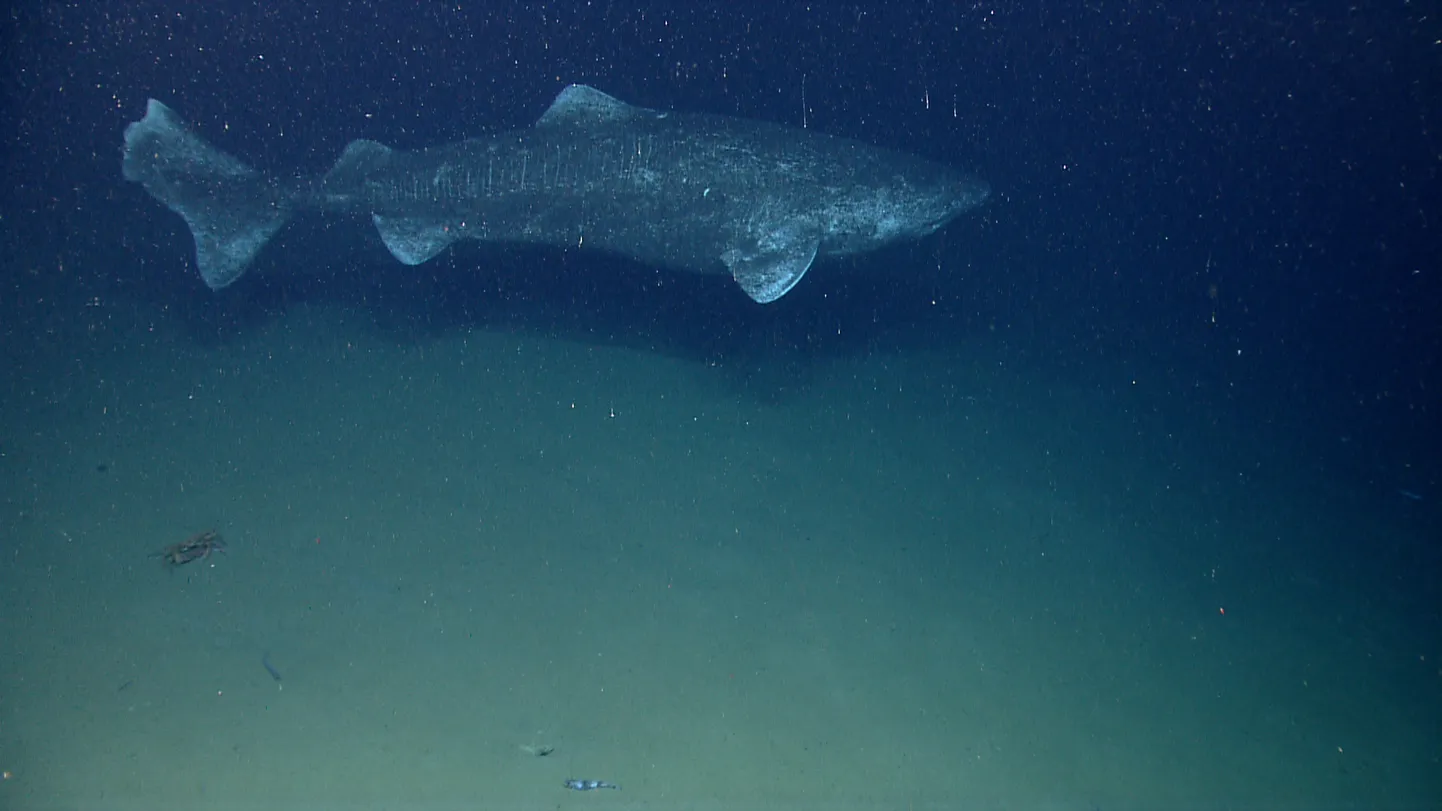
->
[122,85,989,303]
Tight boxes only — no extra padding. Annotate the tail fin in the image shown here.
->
[122,100,290,289]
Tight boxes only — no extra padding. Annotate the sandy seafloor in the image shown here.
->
[0,298,1437,811]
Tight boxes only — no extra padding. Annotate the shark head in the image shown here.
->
[950,175,993,224]
[910,173,992,238]
[820,167,990,257]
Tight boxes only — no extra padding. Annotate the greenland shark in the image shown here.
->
[122,85,989,303]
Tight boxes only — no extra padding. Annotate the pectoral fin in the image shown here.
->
[723,236,818,304]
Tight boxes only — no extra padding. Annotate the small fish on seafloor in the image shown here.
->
[564,779,619,791]
[151,528,226,568]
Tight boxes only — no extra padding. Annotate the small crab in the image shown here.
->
[152,529,226,567]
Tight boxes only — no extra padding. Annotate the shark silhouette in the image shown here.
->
[122,85,989,303]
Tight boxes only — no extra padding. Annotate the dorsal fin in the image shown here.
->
[325,139,393,186]
[537,85,646,128]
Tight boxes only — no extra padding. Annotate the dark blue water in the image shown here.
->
[7,3,1435,454]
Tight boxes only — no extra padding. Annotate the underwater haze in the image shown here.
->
[1,2,1438,810]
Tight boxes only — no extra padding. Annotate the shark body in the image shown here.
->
[122,85,989,303]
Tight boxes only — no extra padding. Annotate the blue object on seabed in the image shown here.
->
[564,779,620,791]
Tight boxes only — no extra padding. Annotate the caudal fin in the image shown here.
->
[122,99,290,289]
